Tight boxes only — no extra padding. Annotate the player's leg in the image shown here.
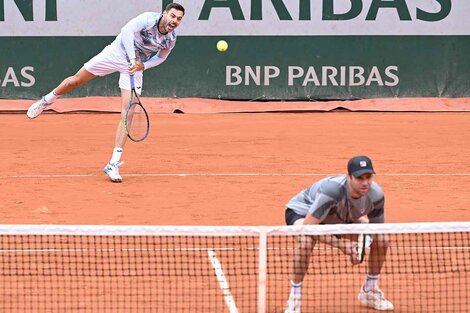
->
[104,72,143,183]
[367,233,390,276]
[291,232,315,283]
[103,89,129,183]
[284,209,314,313]
[27,45,124,119]
[358,233,394,310]
[27,67,96,119]
[55,67,96,95]
[117,88,132,145]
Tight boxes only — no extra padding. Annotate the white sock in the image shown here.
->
[290,280,302,297]
[110,148,123,164]
[364,274,379,292]
[43,90,59,104]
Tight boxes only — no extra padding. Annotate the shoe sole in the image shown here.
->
[103,169,122,183]
[359,301,394,311]
[27,112,40,119]
[27,105,46,119]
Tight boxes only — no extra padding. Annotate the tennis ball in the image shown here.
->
[216,40,228,52]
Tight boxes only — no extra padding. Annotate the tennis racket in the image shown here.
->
[123,75,150,142]
[356,234,373,263]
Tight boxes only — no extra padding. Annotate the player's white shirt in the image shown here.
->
[84,12,177,91]
[108,12,177,69]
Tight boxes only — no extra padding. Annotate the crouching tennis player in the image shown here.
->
[284,156,394,312]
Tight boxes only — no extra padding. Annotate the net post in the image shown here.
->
[257,228,267,313]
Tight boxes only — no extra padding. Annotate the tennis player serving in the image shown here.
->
[26,3,185,182]
[284,156,394,312]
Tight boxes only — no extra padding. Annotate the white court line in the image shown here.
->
[1,172,470,179]
[207,250,239,313]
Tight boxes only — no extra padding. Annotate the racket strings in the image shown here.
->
[125,98,149,142]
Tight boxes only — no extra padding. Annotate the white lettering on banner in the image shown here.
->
[227,66,242,86]
[227,66,281,86]
[265,66,281,85]
[0,66,35,87]
[0,1,469,36]
[227,65,399,87]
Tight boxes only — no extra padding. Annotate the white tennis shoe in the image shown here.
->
[103,161,123,183]
[358,287,394,311]
[27,97,50,119]
[284,294,301,313]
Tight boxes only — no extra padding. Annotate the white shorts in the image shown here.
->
[84,45,143,94]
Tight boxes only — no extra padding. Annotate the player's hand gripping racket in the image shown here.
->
[124,75,150,142]
[356,233,373,263]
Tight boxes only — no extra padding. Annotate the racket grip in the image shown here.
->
[129,75,135,90]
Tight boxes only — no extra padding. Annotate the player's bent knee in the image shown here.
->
[372,234,390,250]
[297,235,315,251]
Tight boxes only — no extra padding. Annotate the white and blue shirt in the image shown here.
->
[109,12,177,69]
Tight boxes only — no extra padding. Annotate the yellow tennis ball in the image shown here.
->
[217,40,228,52]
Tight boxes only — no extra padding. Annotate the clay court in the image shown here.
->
[1,101,469,225]
[0,99,469,312]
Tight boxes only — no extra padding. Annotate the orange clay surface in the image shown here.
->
[0,111,469,225]
[0,110,469,313]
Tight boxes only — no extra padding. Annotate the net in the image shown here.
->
[0,222,468,313]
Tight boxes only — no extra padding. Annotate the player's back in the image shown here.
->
[286,175,346,216]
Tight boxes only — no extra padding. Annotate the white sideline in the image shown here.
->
[1,172,470,179]
[208,249,239,313]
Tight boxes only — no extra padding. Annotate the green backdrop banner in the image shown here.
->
[1,36,469,100]
[1,1,470,100]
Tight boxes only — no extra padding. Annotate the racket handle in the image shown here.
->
[129,75,135,90]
